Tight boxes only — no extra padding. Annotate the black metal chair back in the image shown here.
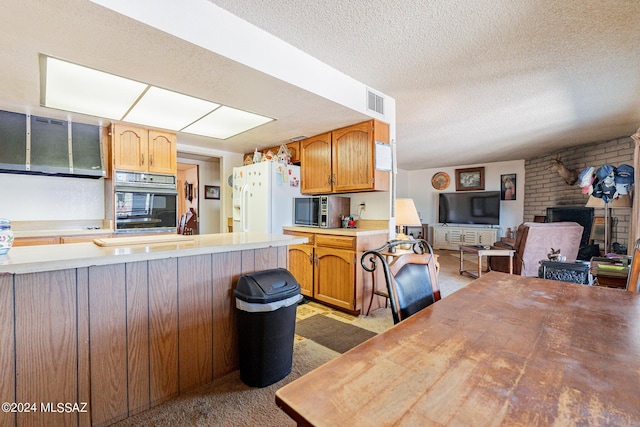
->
[361,239,441,324]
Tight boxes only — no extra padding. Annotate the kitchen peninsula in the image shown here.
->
[0,232,306,427]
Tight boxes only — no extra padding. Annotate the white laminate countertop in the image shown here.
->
[282,226,390,237]
[0,232,307,275]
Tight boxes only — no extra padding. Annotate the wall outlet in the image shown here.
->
[359,202,366,211]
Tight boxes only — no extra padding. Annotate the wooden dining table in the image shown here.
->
[275,272,640,426]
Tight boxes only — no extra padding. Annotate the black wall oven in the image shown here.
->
[114,171,178,234]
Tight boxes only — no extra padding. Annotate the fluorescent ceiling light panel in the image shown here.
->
[42,56,147,119]
[42,56,275,140]
[182,106,274,139]
[123,86,220,130]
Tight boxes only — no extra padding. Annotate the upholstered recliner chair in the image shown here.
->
[490,222,584,276]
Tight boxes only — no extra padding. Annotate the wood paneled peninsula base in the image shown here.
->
[0,232,306,427]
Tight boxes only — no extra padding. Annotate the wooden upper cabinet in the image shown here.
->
[300,120,390,195]
[300,132,333,194]
[112,124,148,173]
[148,130,177,174]
[112,124,177,175]
[332,121,375,193]
[286,141,300,164]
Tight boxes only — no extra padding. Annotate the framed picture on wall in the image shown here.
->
[455,167,484,191]
[500,173,516,200]
[204,185,220,200]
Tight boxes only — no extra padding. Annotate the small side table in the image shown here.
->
[459,245,514,279]
[590,257,630,288]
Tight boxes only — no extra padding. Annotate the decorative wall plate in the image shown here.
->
[431,172,450,190]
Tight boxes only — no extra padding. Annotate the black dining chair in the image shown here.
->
[361,239,441,324]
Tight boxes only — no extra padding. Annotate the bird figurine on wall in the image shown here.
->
[547,155,578,185]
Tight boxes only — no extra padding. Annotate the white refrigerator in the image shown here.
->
[232,162,302,233]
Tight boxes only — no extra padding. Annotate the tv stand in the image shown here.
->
[432,225,499,250]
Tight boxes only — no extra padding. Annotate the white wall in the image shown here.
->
[347,191,390,221]
[395,169,411,198]
[402,160,526,237]
[0,173,105,221]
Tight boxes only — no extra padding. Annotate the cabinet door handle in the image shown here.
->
[314,255,319,266]
[308,253,314,264]
[150,153,153,166]
[327,174,332,186]
[141,154,145,166]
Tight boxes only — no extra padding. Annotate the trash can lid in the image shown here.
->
[234,268,301,304]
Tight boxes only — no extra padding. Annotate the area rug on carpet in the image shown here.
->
[295,314,376,353]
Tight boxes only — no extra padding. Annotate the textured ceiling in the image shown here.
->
[209,0,640,169]
[0,0,639,171]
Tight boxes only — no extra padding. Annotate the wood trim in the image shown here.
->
[178,255,214,392]
[315,234,356,250]
[76,268,91,427]
[255,247,279,271]
[15,270,78,426]
[278,245,288,268]
[148,258,179,406]
[212,252,242,377]
[126,261,150,416]
[89,264,128,427]
[0,274,14,427]
[13,236,60,246]
[241,249,256,275]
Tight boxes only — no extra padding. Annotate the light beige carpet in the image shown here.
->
[111,249,472,426]
[112,337,336,427]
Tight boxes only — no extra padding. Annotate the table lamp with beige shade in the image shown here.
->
[394,198,421,248]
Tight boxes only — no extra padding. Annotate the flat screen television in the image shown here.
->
[439,191,500,225]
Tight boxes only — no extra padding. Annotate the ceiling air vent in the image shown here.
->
[367,89,384,115]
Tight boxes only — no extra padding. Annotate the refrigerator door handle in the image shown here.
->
[241,184,250,232]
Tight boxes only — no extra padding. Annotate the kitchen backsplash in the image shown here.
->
[0,173,104,221]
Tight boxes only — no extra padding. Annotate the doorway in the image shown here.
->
[177,154,222,234]
[177,163,199,234]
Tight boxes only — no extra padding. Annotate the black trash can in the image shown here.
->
[234,268,301,387]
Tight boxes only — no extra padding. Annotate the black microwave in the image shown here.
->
[293,196,350,228]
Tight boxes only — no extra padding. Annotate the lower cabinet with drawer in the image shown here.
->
[284,229,387,314]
